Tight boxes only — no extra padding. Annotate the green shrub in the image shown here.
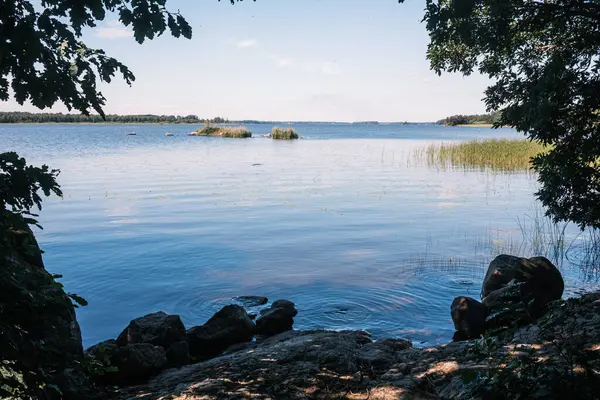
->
[272,126,298,140]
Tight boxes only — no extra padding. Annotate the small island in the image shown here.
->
[271,126,299,140]
[189,125,252,138]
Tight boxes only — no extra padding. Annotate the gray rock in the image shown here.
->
[255,299,298,336]
[272,299,295,309]
[481,255,564,329]
[451,296,487,341]
[166,340,190,368]
[482,255,564,303]
[482,254,529,297]
[186,305,255,359]
[112,343,167,383]
[85,339,118,359]
[116,311,186,350]
[234,295,268,307]
[358,338,412,371]
[527,256,565,305]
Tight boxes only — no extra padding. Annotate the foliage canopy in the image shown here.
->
[1,0,193,118]
[410,0,600,228]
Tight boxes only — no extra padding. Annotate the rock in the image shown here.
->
[86,340,168,384]
[482,255,564,302]
[527,256,565,305]
[86,339,118,359]
[111,343,167,383]
[116,311,186,350]
[186,305,255,359]
[255,299,298,336]
[482,283,535,333]
[482,255,564,328]
[451,296,487,341]
[2,220,86,399]
[234,295,268,307]
[358,338,412,372]
[112,292,600,400]
[51,368,97,400]
[482,255,528,297]
[166,340,190,367]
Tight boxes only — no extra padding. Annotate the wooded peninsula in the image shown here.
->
[437,111,501,126]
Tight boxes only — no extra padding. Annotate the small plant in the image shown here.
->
[272,126,298,140]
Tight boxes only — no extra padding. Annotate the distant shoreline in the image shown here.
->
[455,123,494,127]
[0,122,206,125]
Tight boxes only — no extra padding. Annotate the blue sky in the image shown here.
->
[2,0,493,122]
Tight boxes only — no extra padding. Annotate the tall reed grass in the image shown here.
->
[422,139,547,172]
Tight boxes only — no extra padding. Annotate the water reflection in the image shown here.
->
[0,125,597,347]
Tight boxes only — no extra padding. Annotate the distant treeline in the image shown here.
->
[0,112,229,124]
[437,111,501,126]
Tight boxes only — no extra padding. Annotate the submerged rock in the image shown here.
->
[451,296,487,341]
[186,305,255,359]
[255,299,298,336]
[116,311,186,350]
[234,295,268,307]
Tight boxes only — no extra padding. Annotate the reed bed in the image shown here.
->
[220,126,252,138]
[272,126,298,140]
[422,139,547,171]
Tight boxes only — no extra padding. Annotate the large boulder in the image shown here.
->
[482,255,564,302]
[480,255,564,333]
[1,219,89,399]
[483,283,532,332]
[186,305,255,359]
[255,299,298,336]
[116,311,186,350]
[110,343,167,384]
[450,296,487,341]
[166,340,190,368]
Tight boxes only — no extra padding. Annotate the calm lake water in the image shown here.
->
[2,123,599,348]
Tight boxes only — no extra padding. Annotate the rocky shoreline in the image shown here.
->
[110,291,600,399]
[3,226,600,399]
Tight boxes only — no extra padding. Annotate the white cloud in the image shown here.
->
[319,61,341,75]
[269,55,294,68]
[303,61,341,76]
[236,39,258,48]
[95,21,132,39]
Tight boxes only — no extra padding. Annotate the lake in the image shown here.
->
[1,122,598,348]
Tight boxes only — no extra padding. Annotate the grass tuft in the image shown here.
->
[272,126,298,140]
[421,139,548,172]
